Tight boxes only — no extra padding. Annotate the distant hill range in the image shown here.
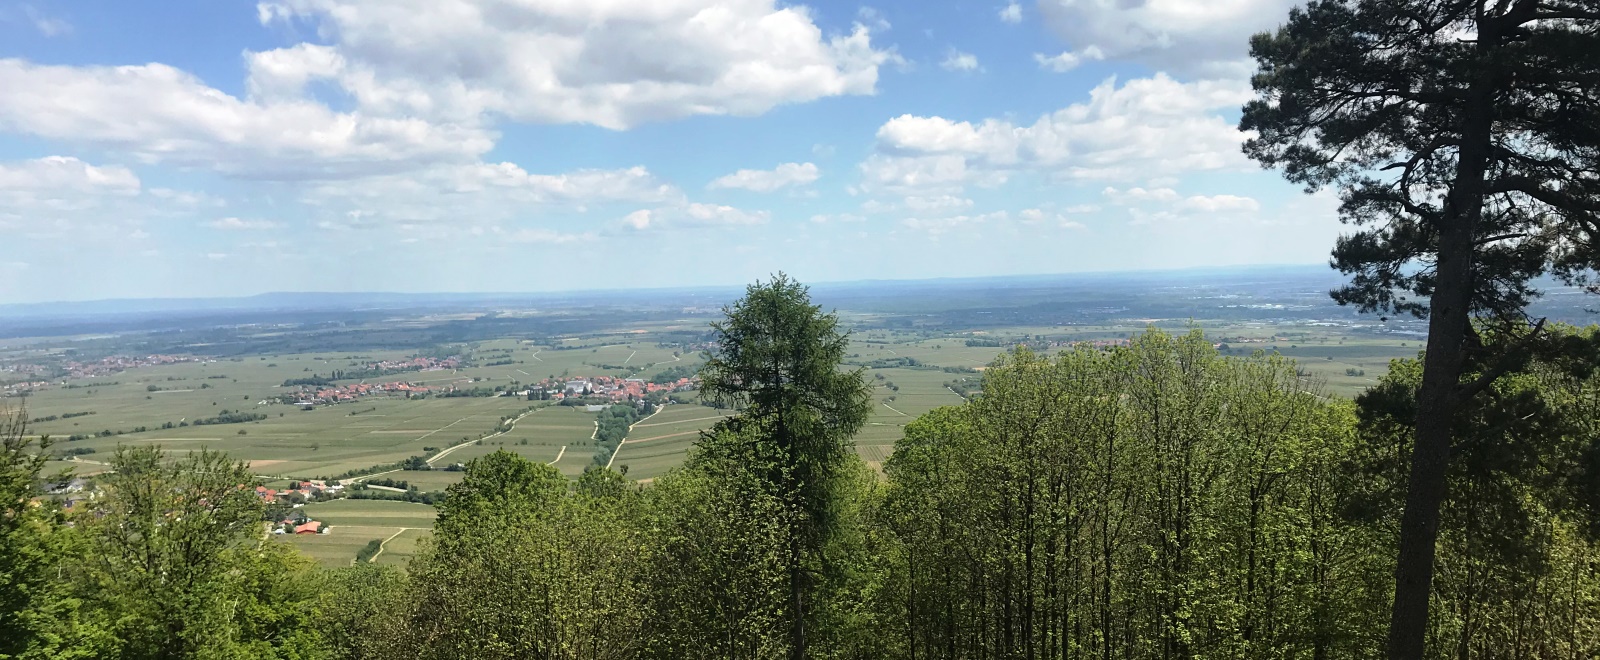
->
[0,264,1343,321]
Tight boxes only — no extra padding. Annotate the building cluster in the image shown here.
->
[3,354,201,395]
[62,354,199,379]
[254,479,342,504]
[534,374,698,402]
[292,380,433,405]
[372,356,460,372]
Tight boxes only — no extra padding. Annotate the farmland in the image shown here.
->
[12,267,1564,568]
[13,321,1428,496]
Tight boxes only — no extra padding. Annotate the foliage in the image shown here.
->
[698,273,875,658]
[1242,2,1600,653]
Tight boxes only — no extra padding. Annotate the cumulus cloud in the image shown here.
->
[1037,0,1297,75]
[903,194,974,214]
[255,0,896,130]
[941,50,981,72]
[505,228,596,244]
[809,213,865,224]
[862,74,1253,193]
[708,162,820,192]
[999,2,1022,24]
[685,202,769,226]
[1034,46,1104,72]
[2,4,71,36]
[0,59,490,179]
[619,202,769,231]
[297,163,682,228]
[0,156,139,195]
[1020,206,1095,228]
[901,211,1007,235]
[206,217,281,230]
[1102,186,1261,224]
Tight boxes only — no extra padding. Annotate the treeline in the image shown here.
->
[28,411,94,423]
[649,364,695,383]
[190,409,268,426]
[591,404,646,466]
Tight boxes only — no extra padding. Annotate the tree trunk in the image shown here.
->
[1386,85,1492,659]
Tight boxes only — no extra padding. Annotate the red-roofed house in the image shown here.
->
[294,521,322,534]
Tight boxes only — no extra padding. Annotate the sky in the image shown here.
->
[0,0,1346,304]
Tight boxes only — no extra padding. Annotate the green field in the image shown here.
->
[17,323,1422,505]
[607,404,734,481]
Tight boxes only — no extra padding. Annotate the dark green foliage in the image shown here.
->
[1242,2,1600,653]
[648,364,696,384]
[190,409,267,425]
[698,273,875,659]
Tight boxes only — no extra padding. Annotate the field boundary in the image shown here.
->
[365,527,415,564]
[604,405,666,470]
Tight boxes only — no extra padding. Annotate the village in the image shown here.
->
[2,353,202,395]
[530,374,699,403]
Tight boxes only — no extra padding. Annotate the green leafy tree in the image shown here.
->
[399,451,647,659]
[74,446,319,659]
[699,273,874,659]
[881,331,1367,658]
[312,562,407,660]
[1241,2,1600,654]
[0,408,101,659]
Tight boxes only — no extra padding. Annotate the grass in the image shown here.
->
[607,404,734,481]
[300,499,438,528]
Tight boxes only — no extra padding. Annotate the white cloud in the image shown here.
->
[1038,0,1297,75]
[809,213,865,224]
[256,0,896,130]
[206,217,281,231]
[858,6,891,31]
[206,252,230,260]
[864,74,1253,192]
[0,156,139,195]
[0,59,490,179]
[1179,194,1261,213]
[297,163,682,227]
[1020,207,1092,229]
[621,202,770,231]
[4,4,71,36]
[685,202,769,226]
[1034,46,1104,72]
[999,2,1022,24]
[1102,186,1180,205]
[941,50,981,72]
[901,211,1007,235]
[1103,186,1261,224]
[623,209,654,230]
[903,194,974,214]
[505,228,596,244]
[708,162,820,192]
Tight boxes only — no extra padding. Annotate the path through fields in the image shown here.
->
[604,406,665,470]
[428,407,541,465]
[366,527,416,564]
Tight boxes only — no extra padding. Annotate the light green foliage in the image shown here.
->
[72,446,323,659]
[392,452,650,659]
[880,330,1370,658]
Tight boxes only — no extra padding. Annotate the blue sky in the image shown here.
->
[0,0,1338,303]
